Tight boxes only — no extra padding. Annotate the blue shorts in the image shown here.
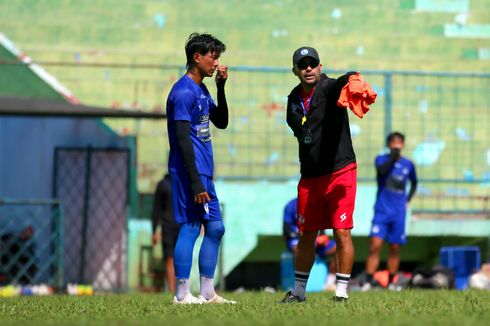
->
[285,238,299,252]
[315,239,336,258]
[369,211,407,245]
[285,238,337,257]
[170,172,222,224]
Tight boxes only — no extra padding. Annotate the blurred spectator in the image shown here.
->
[151,174,181,292]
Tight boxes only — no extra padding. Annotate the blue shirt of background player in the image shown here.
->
[167,75,217,177]
[374,154,417,216]
[283,198,336,256]
[283,198,299,238]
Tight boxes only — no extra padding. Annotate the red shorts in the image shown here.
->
[297,163,357,232]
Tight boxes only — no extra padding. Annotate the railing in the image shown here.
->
[0,198,63,288]
[2,59,489,213]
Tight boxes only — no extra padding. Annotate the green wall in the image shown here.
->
[128,181,490,289]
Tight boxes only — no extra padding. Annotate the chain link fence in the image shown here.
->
[22,62,488,181]
[53,147,130,291]
[2,59,488,214]
[1,147,130,290]
[0,199,63,287]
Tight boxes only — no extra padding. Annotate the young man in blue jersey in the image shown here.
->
[363,132,417,291]
[166,33,235,304]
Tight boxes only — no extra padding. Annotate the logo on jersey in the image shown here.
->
[197,114,211,142]
[199,114,209,123]
[198,94,210,112]
[197,126,210,141]
[372,225,380,234]
[204,203,209,214]
[339,212,347,222]
[298,214,305,225]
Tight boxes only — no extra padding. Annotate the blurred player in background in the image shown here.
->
[283,198,337,290]
[151,173,181,293]
[363,132,417,291]
[282,46,369,303]
[166,33,234,304]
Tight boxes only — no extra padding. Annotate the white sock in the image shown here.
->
[335,273,350,298]
[292,271,309,299]
[200,276,216,300]
[325,273,336,288]
[176,278,190,301]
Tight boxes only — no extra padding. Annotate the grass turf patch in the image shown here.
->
[1,290,489,325]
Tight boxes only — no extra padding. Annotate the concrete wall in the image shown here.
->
[0,117,127,198]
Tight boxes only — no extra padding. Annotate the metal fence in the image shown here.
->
[0,199,63,288]
[53,147,130,291]
[0,147,131,290]
[2,60,489,214]
[23,63,487,179]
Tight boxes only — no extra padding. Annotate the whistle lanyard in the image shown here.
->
[299,95,312,125]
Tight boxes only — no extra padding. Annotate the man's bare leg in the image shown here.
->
[291,230,317,299]
[333,229,354,299]
[165,257,176,292]
[387,243,400,285]
[365,236,384,287]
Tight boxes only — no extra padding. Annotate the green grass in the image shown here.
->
[1,291,489,325]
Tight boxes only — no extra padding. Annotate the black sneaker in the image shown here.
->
[280,291,305,303]
[333,296,348,303]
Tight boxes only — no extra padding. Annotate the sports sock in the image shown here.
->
[335,273,351,298]
[389,273,396,284]
[200,276,216,300]
[174,222,201,279]
[198,220,225,278]
[292,271,309,299]
[325,273,336,288]
[175,278,190,301]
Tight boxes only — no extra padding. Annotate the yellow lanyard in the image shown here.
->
[299,95,311,126]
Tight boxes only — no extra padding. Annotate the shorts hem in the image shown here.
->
[299,225,354,232]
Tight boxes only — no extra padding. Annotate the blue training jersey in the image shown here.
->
[283,198,298,238]
[167,75,217,177]
[374,154,417,215]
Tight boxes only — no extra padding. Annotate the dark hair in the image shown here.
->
[185,33,226,69]
[386,131,405,145]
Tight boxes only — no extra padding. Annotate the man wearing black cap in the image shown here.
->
[281,47,358,303]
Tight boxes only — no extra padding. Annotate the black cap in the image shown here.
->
[292,46,320,66]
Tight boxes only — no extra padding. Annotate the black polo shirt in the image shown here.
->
[286,73,357,178]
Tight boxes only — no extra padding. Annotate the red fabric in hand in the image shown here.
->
[337,72,377,118]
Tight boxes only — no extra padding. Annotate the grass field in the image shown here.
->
[1,291,489,325]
